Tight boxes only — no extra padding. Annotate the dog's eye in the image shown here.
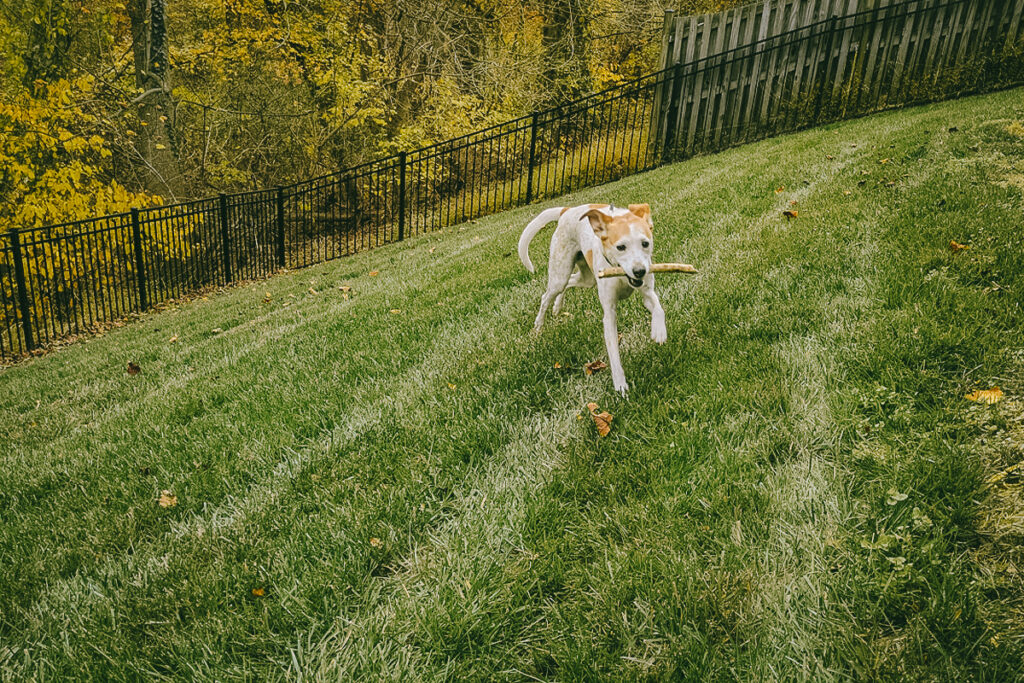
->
[616,244,626,251]
[641,240,650,249]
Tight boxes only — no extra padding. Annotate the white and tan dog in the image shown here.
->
[519,202,666,397]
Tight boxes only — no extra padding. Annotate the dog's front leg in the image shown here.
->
[602,307,628,397]
[642,286,667,344]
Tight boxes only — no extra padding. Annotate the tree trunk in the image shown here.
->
[127,0,185,199]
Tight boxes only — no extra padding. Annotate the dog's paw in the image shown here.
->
[652,324,667,344]
[530,325,543,337]
[614,379,629,398]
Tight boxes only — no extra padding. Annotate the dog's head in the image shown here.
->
[584,204,654,288]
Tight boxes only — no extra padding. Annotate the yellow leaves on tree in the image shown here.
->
[0,76,158,228]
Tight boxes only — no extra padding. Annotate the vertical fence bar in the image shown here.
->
[398,151,407,241]
[9,229,35,352]
[219,193,232,283]
[130,208,149,310]
[663,61,686,160]
[525,112,539,203]
[276,187,286,268]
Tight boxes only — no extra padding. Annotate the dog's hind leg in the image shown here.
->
[533,258,574,331]
[552,259,597,315]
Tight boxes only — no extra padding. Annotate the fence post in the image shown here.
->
[276,187,286,268]
[398,151,407,241]
[8,228,35,352]
[663,60,686,161]
[130,208,148,310]
[814,16,840,121]
[525,112,539,203]
[218,193,232,283]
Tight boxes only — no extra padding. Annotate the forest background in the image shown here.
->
[0,0,738,230]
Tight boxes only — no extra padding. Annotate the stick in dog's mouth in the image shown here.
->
[598,263,698,281]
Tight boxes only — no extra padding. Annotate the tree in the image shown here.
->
[127,0,185,198]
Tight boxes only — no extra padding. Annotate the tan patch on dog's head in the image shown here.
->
[583,204,653,246]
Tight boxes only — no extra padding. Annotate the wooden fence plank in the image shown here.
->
[742,0,774,142]
[729,3,761,145]
[715,4,747,148]
[686,14,715,155]
[1007,0,1024,48]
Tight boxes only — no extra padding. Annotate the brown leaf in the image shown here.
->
[553,362,562,369]
[369,270,379,276]
[789,200,798,206]
[369,537,383,548]
[168,335,178,344]
[127,361,141,375]
[965,387,1003,404]
[252,587,266,597]
[157,490,177,507]
[584,360,608,375]
[949,240,971,252]
[774,186,785,194]
[586,402,613,437]
[782,210,798,219]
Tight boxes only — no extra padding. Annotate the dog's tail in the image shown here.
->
[518,206,564,273]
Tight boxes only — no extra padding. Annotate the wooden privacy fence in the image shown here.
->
[1,0,1022,359]
[651,0,1024,156]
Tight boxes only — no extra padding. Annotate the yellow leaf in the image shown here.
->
[369,270,379,276]
[389,308,401,314]
[965,387,1003,404]
[154,143,165,149]
[586,402,613,437]
[169,335,178,343]
[949,240,971,252]
[369,537,383,548]
[158,490,178,507]
[252,587,265,597]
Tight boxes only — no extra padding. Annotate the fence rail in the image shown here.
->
[2,0,1022,358]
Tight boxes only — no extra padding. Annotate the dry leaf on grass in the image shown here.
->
[369,537,383,548]
[949,240,971,252]
[584,360,608,375]
[309,287,318,295]
[338,285,351,292]
[369,270,379,276]
[782,209,798,219]
[251,587,266,597]
[168,335,178,344]
[390,309,401,314]
[965,387,1003,404]
[157,490,177,507]
[263,291,272,303]
[843,190,852,196]
[789,200,798,206]
[127,361,141,375]
[774,186,785,194]
[586,402,613,437]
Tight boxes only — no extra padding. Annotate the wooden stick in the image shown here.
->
[597,263,698,278]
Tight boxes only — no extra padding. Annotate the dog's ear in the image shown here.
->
[628,203,651,222]
[583,207,610,238]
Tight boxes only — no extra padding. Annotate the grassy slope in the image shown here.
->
[2,88,1023,680]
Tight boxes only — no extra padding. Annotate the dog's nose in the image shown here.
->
[632,266,647,279]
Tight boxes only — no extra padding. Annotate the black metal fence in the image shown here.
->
[2,0,1022,358]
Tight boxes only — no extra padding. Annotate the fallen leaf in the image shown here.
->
[861,170,870,175]
[369,537,383,548]
[211,327,223,333]
[154,143,166,150]
[263,291,272,303]
[789,200,798,206]
[587,402,613,437]
[965,387,1003,404]
[826,154,834,160]
[251,587,265,597]
[308,287,318,295]
[168,335,178,344]
[369,270,379,276]
[879,158,890,164]
[127,361,141,375]
[843,190,852,196]
[949,240,971,252]
[157,490,177,507]
[782,210,798,219]
[429,247,436,254]
[584,360,608,375]
[774,186,785,194]
[447,383,456,390]
[553,362,562,369]
[389,308,401,314]
[338,285,351,292]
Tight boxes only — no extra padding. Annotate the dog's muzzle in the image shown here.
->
[627,276,644,288]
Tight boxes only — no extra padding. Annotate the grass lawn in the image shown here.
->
[3,88,1024,680]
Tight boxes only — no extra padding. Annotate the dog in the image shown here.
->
[518,203,666,397]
